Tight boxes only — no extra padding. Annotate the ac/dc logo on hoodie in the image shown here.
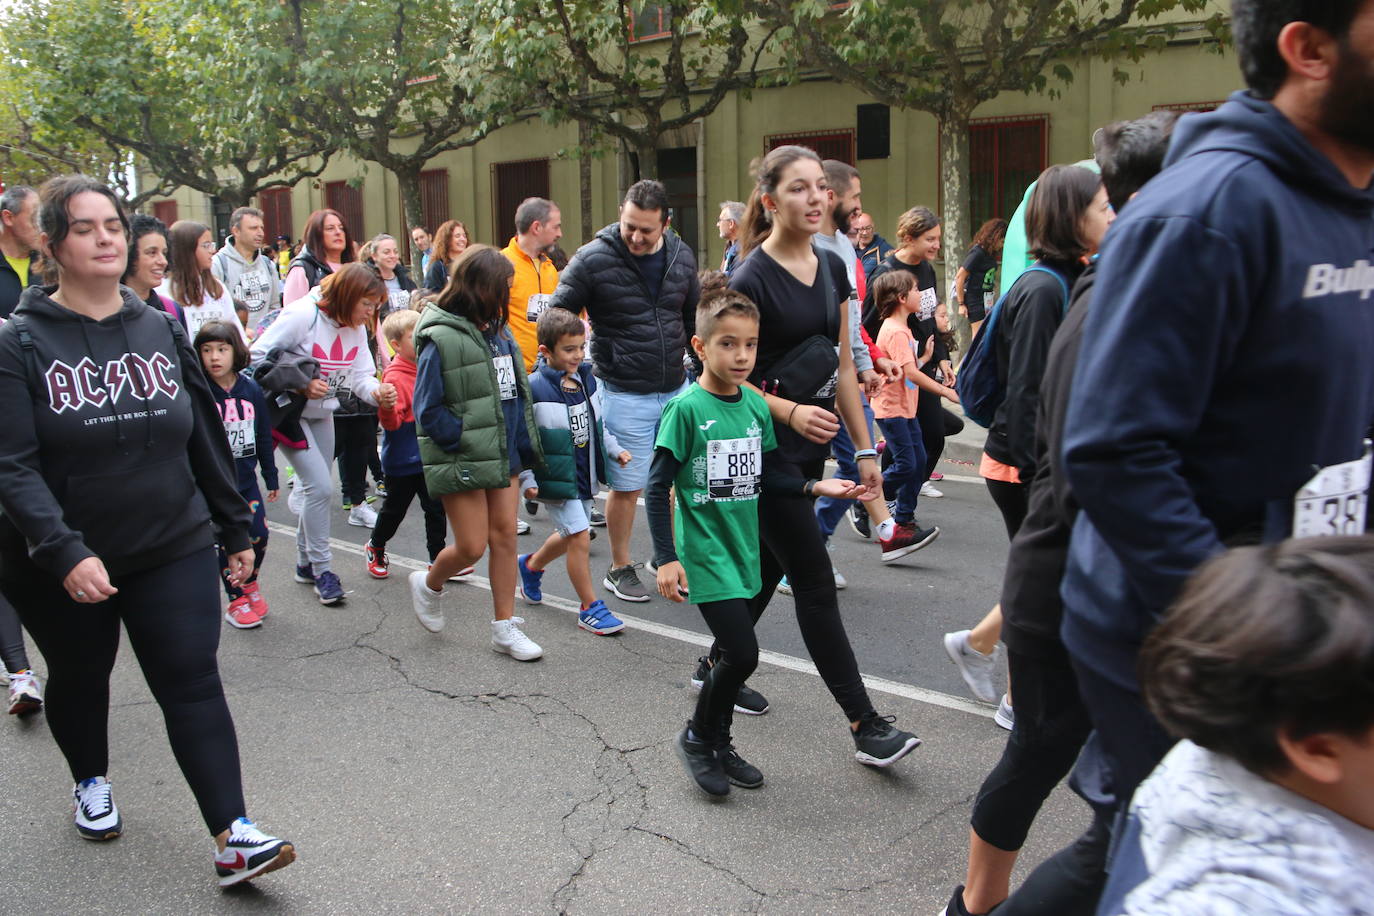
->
[44,352,180,415]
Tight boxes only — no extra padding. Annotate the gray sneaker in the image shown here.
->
[603,563,651,602]
[942,629,999,704]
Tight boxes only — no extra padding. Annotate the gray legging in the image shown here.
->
[280,415,337,575]
[0,593,31,675]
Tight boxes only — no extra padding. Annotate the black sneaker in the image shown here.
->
[851,711,922,767]
[689,656,771,715]
[674,726,729,796]
[603,563,650,602]
[716,743,763,789]
[589,507,607,527]
[524,498,539,516]
[848,503,871,539]
[942,885,976,916]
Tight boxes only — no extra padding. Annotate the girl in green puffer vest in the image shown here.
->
[409,246,546,661]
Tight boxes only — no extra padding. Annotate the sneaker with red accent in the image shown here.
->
[366,542,389,579]
[224,597,262,629]
[879,523,940,563]
[214,816,295,887]
[242,581,269,619]
[928,470,944,481]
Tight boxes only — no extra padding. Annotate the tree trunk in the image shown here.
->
[938,105,975,360]
[578,118,594,245]
[395,164,425,270]
[634,140,658,182]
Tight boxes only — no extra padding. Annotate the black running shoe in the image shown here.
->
[942,885,976,916]
[674,726,729,796]
[848,503,871,539]
[851,711,922,767]
[690,656,770,715]
[524,498,539,516]
[716,743,763,789]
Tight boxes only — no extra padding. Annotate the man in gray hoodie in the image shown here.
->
[213,206,281,325]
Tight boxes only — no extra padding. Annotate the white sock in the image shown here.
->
[877,518,897,540]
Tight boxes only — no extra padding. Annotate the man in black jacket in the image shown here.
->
[548,179,699,603]
[0,186,41,318]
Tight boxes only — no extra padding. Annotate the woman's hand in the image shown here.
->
[64,556,118,603]
[656,560,689,602]
[266,489,279,502]
[302,379,329,399]
[859,368,882,399]
[224,549,256,589]
[959,303,969,319]
[813,478,869,500]
[875,356,901,381]
[789,404,840,444]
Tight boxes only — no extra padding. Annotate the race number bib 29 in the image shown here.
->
[568,400,590,447]
[494,354,517,400]
[1293,443,1372,538]
[224,417,256,459]
[706,436,762,501]
[526,293,553,323]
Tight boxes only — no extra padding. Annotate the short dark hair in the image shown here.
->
[623,180,669,221]
[515,198,557,235]
[0,185,36,218]
[694,272,759,343]
[435,244,514,329]
[536,306,585,350]
[1094,110,1181,212]
[1142,536,1374,776]
[1231,0,1366,99]
[124,213,168,283]
[193,320,251,372]
[873,269,918,320]
[230,206,263,229]
[1026,165,1103,263]
[822,159,859,196]
[39,175,130,265]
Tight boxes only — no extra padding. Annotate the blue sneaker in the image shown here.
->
[293,564,315,585]
[577,599,625,635]
[517,554,543,604]
[313,570,344,605]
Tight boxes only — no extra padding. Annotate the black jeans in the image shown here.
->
[334,414,381,506]
[0,592,30,674]
[708,458,875,723]
[371,471,447,562]
[693,598,759,743]
[985,477,1030,540]
[1,547,246,835]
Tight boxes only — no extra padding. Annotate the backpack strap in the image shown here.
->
[8,314,43,403]
[1022,264,1072,314]
[812,243,840,341]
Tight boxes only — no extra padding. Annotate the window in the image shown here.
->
[259,188,293,245]
[491,159,550,247]
[324,181,364,242]
[152,200,178,226]
[419,169,450,236]
[1153,100,1222,113]
[969,116,1048,232]
[629,4,671,42]
[765,129,856,166]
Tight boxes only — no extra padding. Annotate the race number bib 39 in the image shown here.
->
[920,286,938,321]
[526,292,553,323]
[568,400,590,447]
[224,417,256,459]
[494,354,517,400]
[1293,443,1372,538]
[706,436,762,501]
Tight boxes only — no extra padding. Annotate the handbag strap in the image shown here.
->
[812,243,840,342]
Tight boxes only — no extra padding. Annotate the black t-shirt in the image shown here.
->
[862,255,947,380]
[730,246,852,464]
[632,246,667,303]
[960,245,998,319]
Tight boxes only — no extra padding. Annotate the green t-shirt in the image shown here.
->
[655,384,777,604]
[5,254,30,288]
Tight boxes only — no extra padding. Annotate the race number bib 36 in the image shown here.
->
[526,293,553,323]
[224,417,256,459]
[568,400,590,447]
[706,436,762,501]
[494,354,517,400]
[1293,443,1372,538]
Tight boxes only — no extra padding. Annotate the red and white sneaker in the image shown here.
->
[928,470,944,481]
[224,597,262,629]
[242,581,269,619]
[366,542,389,579]
[215,817,295,887]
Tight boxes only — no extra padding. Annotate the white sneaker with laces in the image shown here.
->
[215,816,295,887]
[516,518,531,535]
[942,629,1000,704]
[920,481,944,498]
[409,571,445,632]
[492,617,542,661]
[7,670,43,715]
[347,502,378,528]
[73,776,122,840]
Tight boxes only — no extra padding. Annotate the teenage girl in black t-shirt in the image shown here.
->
[692,145,922,769]
[956,218,1008,341]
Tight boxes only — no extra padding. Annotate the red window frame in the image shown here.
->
[765,129,856,166]
[491,158,551,247]
[324,181,365,243]
[258,187,293,245]
[963,115,1049,231]
[629,4,671,42]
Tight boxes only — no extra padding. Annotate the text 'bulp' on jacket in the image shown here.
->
[527,362,622,500]
[412,304,543,494]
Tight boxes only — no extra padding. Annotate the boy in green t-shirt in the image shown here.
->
[647,284,866,797]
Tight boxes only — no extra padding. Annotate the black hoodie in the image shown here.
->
[0,286,252,579]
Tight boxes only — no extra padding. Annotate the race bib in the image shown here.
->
[187,309,217,337]
[494,354,517,400]
[568,399,590,447]
[224,417,256,459]
[983,292,994,311]
[1293,443,1372,538]
[324,370,350,400]
[919,286,938,321]
[814,345,841,399]
[386,288,411,317]
[526,292,553,323]
[706,436,762,501]
[236,270,270,313]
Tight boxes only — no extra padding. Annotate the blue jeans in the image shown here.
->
[876,415,926,526]
[815,399,875,538]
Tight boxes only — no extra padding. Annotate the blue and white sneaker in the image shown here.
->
[313,570,345,605]
[293,564,315,585]
[516,554,543,604]
[73,776,122,841]
[577,599,625,635]
[214,817,295,887]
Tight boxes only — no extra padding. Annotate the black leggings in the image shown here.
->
[334,414,382,505]
[0,592,30,674]
[985,478,1030,539]
[1,547,246,835]
[708,458,875,723]
[918,389,948,481]
[693,598,760,743]
[371,471,447,562]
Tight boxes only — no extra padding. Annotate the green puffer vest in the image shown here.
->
[414,306,543,494]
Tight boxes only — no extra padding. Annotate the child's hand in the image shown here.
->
[656,560,689,602]
[523,486,538,500]
[813,478,869,500]
[615,451,632,467]
[266,489,279,502]
[375,383,398,409]
[919,334,935,365]
[943,385,961,404]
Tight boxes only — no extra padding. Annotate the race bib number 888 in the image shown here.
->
[706,436,762,501]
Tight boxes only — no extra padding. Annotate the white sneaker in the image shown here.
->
[347,502,378,528]
[942,629,999,703]
[516,518,531,535]
[73,776,122,840]
[7,670,43,715]
[409,571,445,632]
[214,816,295,887]
[287,480,304,515]
[491,617,542,661]
[920,481,944,498]
[994,695,1014,731]
[825,540,847,589]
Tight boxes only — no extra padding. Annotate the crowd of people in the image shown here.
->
[0,0,1372,907]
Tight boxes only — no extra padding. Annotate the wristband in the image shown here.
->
[786,402,800,429]
[803,479,817,497]
[854,448,878,460]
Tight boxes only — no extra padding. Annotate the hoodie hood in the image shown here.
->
[1167,90,1374,213]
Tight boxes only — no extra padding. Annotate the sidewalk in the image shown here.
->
[2,543,1084,913]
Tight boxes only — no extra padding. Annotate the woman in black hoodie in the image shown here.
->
[0,176,295,888]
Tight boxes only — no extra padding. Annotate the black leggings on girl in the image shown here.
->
[692,598,759,743]
[1,546,246,835]
[0,593,30,674]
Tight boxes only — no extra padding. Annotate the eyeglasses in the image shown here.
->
[200,241,217,250]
